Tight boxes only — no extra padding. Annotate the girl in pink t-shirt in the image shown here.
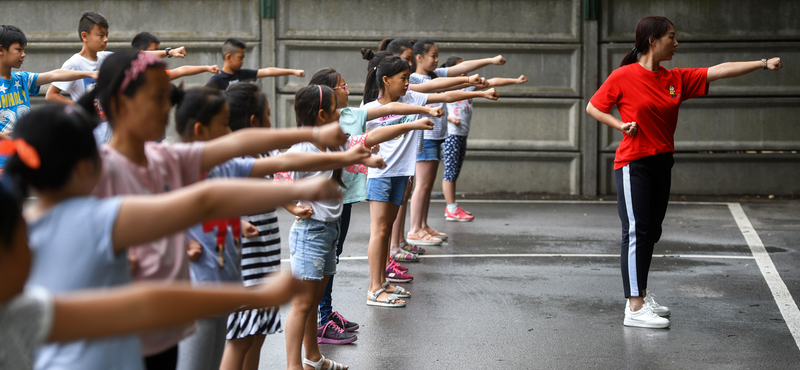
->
[75,48,347,368]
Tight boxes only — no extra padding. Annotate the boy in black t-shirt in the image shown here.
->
[206,38,304,90]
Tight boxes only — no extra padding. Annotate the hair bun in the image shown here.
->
[170,82,185,107]
[361,48,375,61]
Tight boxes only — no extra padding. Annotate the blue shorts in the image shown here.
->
[416,138,444,161]
[289,218,340,281]
[366,176,409,205]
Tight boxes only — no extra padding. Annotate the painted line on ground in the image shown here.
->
[425,199,732,206]
[281,253,754,262]
[727,202,800,352]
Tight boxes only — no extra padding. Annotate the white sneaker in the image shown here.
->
[624,304,670,328]
[644,293,670,317]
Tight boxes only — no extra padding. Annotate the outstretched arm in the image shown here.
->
[257,68,305,78]
[45,85,75,105]
[168,65,219,80]
[426,88,499,104]
[586,102,638,137]
[365,103,443,121]
[364,118,435,147]
[409,74,485,93]
[446,55,507,76]
[706,57,782,83]
[36,70,98,87]
[47,270,298,342]
[487,75,528,87]
[249,146,375,177]
[200,125,346,172]
[111,176,341,251]
[143,46,186,59]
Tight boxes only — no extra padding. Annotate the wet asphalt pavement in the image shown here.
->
[257,200,800,369]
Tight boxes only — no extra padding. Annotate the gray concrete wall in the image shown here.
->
[10,0,800,196]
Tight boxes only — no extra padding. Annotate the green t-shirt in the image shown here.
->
[339,107,369,204]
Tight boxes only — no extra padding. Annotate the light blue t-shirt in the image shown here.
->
[409,68,449,141]
[338,107,368,204]
[26,196,145,370]
[187,157,255,284]
[0,71,40,168]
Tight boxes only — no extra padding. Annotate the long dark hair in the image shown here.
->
[411,38,437,79]
[76,48,171,127]
[294,85,345,188]
[4,104,100,200]
[226,82,268,131]
[620,16,674,67]
[362,53,409,103]
[173,86,228,140]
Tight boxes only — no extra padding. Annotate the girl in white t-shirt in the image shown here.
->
[282,84,435,370]
[0,104,339,370]
[407,39,508,245]
[360,54,499,307]
[74,48,348,369]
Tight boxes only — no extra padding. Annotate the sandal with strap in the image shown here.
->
[303,355,348,370]
[400,241,426,255]
[382,281,411,298]
[407,231,442,246]
[424,226,448,241]
[366,288,406,307]
[391,248,421,262]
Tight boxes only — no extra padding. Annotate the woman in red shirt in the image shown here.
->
[587,16,782,329]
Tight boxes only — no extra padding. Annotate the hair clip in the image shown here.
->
[631,46,640,54]
[119,52,163,93]
[0,138,40,169]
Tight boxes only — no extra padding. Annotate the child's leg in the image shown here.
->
[409,160,439,234]
[219,335,254,370]
[368,200,403,302]
[242,335,266,370]
[390,181,411,250]
[302,277,331,364]
[285,280,321,370]
[443,135,471,218]
[319,203,352,326]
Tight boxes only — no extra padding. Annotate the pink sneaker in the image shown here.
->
[389,260,409,273]
[385,263,413,283]
[445,206,474,222]
[458,205,473,215]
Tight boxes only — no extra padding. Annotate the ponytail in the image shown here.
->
[620,16,674,68]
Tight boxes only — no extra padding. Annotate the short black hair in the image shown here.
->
[131,32,160,50]
[78,11,109,40]
[222,38,246,57]
[0,25,27,50]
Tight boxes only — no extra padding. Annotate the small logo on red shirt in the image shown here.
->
[669,86,678,99]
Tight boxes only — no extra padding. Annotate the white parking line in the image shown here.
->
[281,253,754,262]
[728,202,800,352]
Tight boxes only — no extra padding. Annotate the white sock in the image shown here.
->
[446,203,458,212]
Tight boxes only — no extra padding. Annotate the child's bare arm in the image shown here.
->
[446,55,507,76]
[47,270,298,342]
[487,75,528,87]
[427,88,499,104]
[256,68,305,78]
[447,115,461,125]
[36,70,98,87]
[200,125,346,172]
[168,65,219,80]
[363,118,435,147]
[143,46,186,59]
[364,103,443,121]
[409,75,476,93]
[111,177,341,252]
[249,147,373,178]
[283,203,313,220]
[45,85,76,105]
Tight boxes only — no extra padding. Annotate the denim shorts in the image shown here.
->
[289,218,340,281]
[366,176,409,206]
[416,138,444,161]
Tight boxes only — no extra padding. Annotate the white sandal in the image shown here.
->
[382,281,411,298]
[303,355,348,370]
[366,288,406,307]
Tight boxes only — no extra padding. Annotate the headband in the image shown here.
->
[318,85,323,109]
[119,52,163,93]
[0,138,40,169]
